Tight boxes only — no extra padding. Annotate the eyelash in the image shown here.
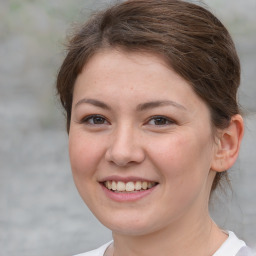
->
[81,114,109,125]
[146,115,175,126]
[80,114,175,127]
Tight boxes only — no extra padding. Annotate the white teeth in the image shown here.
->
[142,181,147,190]
[104,180,156,192]
[117,181,126,191]
[106,181,112,190]
[126,182,135,192]
[135,181,142,190]
[112,181,117,191]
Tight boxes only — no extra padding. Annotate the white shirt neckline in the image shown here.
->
[74,231,247,256]
[213,231,246,256]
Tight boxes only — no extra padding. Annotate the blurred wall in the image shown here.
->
[0,0,255,255]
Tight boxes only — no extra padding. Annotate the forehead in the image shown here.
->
[75,49,187,93]
[82,49,171,79]
[73,49,208,113]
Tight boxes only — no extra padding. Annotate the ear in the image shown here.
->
[211,114,244,172]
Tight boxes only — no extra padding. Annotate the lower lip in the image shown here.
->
[100,184,158,202]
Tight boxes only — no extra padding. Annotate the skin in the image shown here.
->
[69,49,244,256]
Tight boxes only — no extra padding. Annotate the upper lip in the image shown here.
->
[98,175,158,183]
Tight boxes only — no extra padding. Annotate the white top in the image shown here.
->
[74,231,252,256]
[213,231,249,256]
[74,241,112,256]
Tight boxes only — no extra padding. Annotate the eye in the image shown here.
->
[81,114,109,125]
[147,116,175,126]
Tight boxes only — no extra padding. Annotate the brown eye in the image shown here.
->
[147,116,174,126]
[82,115,109,125]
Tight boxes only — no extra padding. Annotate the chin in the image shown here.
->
[97,212,162,237]
[109,224,155,237]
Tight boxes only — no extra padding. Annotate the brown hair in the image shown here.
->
[56,0,241,191]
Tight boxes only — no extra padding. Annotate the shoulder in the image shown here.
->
[73,241,113,256]
[213,231,253,256]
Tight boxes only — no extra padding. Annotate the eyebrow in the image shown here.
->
[136,100,187,111]
[75,98,111,110]
[75,98,187,111]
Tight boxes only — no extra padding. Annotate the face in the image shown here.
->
[69,49,217,236]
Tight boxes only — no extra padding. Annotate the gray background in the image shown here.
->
[0,0,255,255]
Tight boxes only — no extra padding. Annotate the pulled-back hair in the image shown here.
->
[56,0,241,191]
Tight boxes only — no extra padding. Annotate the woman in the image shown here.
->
[56,0,252,255]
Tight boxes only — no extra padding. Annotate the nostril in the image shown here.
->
[104,132,146,165]
[107,155,132,167]
[105,147,143,166]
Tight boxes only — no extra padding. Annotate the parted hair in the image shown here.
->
[56,0,241,191]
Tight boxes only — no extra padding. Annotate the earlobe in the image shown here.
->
[211,114,244,172]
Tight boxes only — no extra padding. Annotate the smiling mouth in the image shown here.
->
[103,180,158,193]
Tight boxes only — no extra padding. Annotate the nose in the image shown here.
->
[105,124,145,167]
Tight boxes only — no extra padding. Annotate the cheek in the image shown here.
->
[149,131,213,182]
[149,132,214,217]
[68,131,104,180]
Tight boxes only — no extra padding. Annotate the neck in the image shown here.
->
[111,213,227,256]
